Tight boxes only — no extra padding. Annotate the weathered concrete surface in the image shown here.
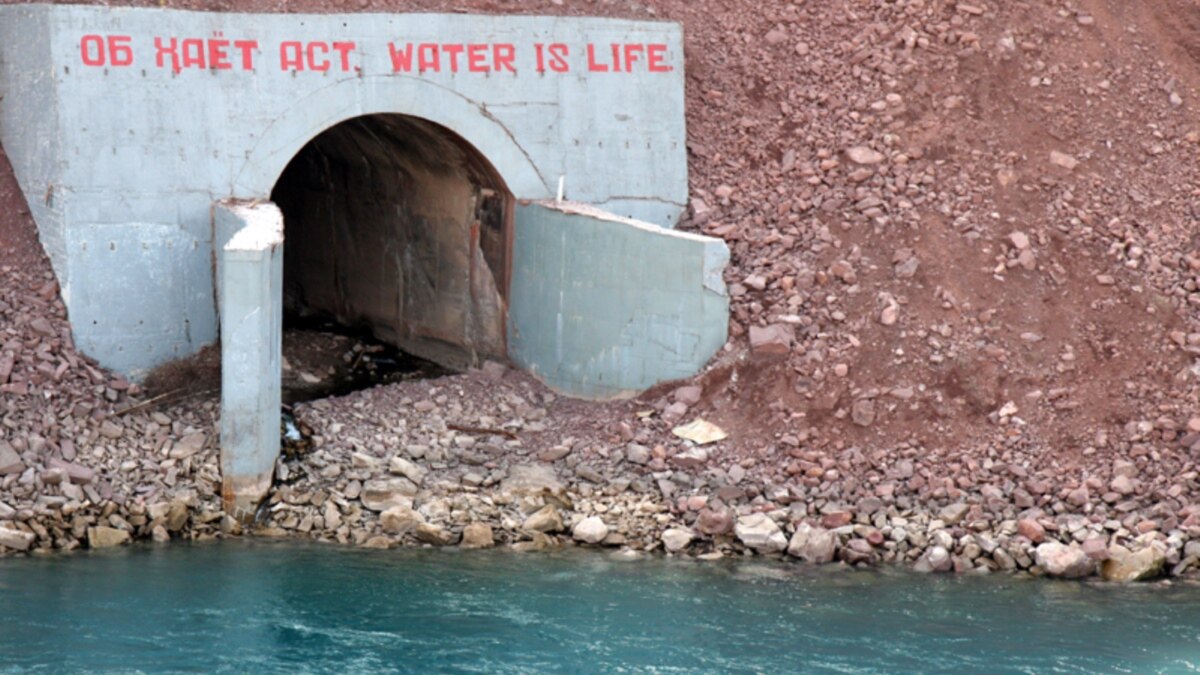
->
[0,5,687,377]
[509,201,729,399]
[215,201,283,520]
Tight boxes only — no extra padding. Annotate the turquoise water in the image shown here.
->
[2,541,1199,673]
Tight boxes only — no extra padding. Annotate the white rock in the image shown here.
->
[787,523,837,563]
[1034,542,1095,578]
[0,526,34,551]
[916,545,953,573]
[846,146,886,165]
[388,456,427,485]
[735,513,788,554]
[879,300,899,326]
[1008,231,1030,250]
[1049,150,1078,170]
[662,528,695,553]
[572,516,609,544]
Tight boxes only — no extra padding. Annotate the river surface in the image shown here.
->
[2,540,1199,673]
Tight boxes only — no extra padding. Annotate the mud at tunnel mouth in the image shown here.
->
[278,317,452,406]
[270,112,514,388]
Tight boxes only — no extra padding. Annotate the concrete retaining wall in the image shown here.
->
[509,202,729,399]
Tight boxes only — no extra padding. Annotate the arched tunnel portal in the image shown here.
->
[270,113,513,372]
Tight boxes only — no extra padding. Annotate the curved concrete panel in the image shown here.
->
[233,75,550,200]
[510,201,729,400]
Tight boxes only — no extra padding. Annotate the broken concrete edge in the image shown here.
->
[508,201,729,400]
[223,202,284,251]
[214,201,283,519]
[526,198,730,297]
[526,199,710,241]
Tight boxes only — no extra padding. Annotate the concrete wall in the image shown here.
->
[0,5,688,377]
[273,115,508,370]
[510,202,729,399]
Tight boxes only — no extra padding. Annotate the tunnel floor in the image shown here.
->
[280,316,453,405]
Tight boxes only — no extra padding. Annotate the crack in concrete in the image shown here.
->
[590,194,687,208]
[476,101,551,194]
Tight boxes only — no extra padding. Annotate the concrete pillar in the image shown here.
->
[214,200,284,521]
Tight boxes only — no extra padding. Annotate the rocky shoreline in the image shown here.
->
[0,258,1194,582]
[245,364,1200,584]
[2,360,1195,585]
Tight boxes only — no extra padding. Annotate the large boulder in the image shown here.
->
[786,523,837,563]
[414,523,455,546]
[661,528,695,553]
[1034,542,1095,579]
[940,503,969,526]
[87,526,131,549]
[696,508,734,536]
[1101,545,1166,583]
[361,479,417,512]
[523,505,564,533]
[165,500,190,532]
[0,526,34,551]
[734,513,787,554]
[571,516,609,545]
[748,324,794,358]
[914,546,953,573]
[460,523,495,549]
[0,441,25,476]
[388,456,427,485]
[46,458,94,485]
[168,432,206,459]
[839,538,877,566]
[380,505,424,535]
[501,464,564,496]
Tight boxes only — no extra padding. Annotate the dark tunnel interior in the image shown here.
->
[270,114,513,372]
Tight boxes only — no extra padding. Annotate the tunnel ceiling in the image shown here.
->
[297,115,508,192]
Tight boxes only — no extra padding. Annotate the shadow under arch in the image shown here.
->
[232,75,550,200]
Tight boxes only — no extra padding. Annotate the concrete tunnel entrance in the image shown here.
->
[217,113,520,518]
[0,6,730,521]
[270,113,514,375]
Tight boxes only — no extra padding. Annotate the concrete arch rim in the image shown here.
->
[232,75,550,199]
